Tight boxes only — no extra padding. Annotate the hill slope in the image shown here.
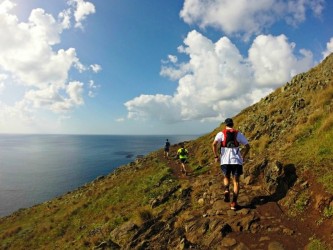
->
[1,54,333,249]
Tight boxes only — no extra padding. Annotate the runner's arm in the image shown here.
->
[212,140,219,159]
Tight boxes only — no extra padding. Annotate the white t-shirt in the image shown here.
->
[214,130,249,165]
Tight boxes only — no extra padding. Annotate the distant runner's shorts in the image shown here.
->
[180,158,187,163]
[221,164,243,177]
[164,147,169,152]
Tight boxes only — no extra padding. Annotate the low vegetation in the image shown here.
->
[307,237,329,250]
[0,152,179,249]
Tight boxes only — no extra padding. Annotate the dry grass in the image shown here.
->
[307,111,323,125]
[251,134,270,155]
[312,82,333,108]
[318,115,333,133]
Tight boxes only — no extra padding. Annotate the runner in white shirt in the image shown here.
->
[212,118,250,210]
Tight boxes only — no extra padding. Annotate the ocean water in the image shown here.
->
[0,134,198,217]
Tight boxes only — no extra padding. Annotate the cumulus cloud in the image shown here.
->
[0,0,97,126]
[125,94,179,122]
[160,60,191,81]
[68,0,96,29]
[180,0,324,39]
[0,0,16,14]
[23,81,84,113]
[322,37,333,59]
[136,0,321,124]
[125,30,315,123]
[249,34,313,87]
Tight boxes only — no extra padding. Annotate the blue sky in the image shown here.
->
[0,0,332,135]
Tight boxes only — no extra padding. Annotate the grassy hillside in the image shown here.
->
[189,53,333,191]
[1,54,333,249]
[0,153,180,249]
[235,54,333,192]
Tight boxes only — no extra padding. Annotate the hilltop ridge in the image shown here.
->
[1,54,333,249]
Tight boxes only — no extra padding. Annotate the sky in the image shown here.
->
[0,0,332,135]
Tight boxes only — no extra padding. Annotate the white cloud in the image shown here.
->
[66,81,84,105]
[249,34,313,87]
[0,6,79,86]
[116,117,125,122]
[286,0,325,26]
[0,2,80,88]
[180,0,324,39]
[28,8,63,45]
[25,85,63,109]
[0,0,98,127]
[88,80,99,97]
[90,64,102,73]
[23,81,84,113]
[160,62,191,81]
[0,0,16,14]
[0,82,5,94]
[125,94,179,122]
[0,99,34,128]
[168,55,178,64]
[68,0,96,29]
[58,9,72,29]
[125,30,315,123]
[0,74,7,94]
[322,37,333,59]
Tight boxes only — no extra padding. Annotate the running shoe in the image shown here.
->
[230,201,238,210]
[224,190,230,202]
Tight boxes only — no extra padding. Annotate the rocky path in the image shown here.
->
[110,148,331,250]
[155,152,321,249]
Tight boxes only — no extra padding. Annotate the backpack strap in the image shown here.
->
[222,129,239,147]
[222,129,227,147]
[233,130,239,147]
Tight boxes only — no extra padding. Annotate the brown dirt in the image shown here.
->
[159,144,333,249]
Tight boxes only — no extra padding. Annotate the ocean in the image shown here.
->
[0,134,199,217]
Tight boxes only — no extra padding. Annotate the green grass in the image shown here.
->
[0,155,178,249]
[282,117,333,193]
[318,172,333,193]
[323,206,333,218]
[307,237,329,250]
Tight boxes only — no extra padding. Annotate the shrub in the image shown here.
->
[306,237,328,250]
[136,208,154,225]
[323,206,333,218]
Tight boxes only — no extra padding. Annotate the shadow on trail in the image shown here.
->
[244,164,298,209]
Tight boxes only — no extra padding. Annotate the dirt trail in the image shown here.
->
[156,145,332,249]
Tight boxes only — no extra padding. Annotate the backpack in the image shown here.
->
[180,148,187,156]
[222,129,239,148]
